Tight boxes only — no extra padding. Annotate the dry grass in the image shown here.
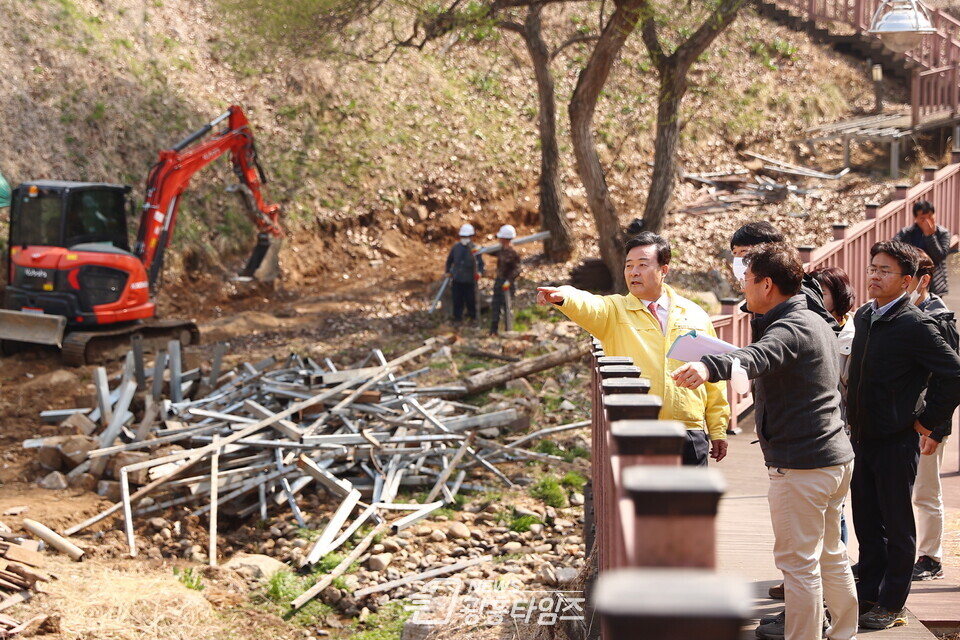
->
[10,556,290,640]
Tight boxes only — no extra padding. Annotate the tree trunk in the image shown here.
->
[524,6,575,262]
[642,70,685,233]
[638,0,745,233]
[569,0,643,292]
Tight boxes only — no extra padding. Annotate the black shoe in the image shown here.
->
[768,583,784,600]
[858,604,907,629]
[912,555,944,581]
[850,562,859,581]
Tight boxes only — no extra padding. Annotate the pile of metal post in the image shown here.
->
[30,336,580,606]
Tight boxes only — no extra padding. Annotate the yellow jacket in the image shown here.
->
[556,284,730,440]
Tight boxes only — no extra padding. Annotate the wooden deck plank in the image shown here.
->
[715,417,952,638]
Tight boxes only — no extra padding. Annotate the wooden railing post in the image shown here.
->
[604,394,662,421]
[594,569,752,640]
[924,165,938,181]
[622,466,725,568]
[832,222,849,241]
[912,68,921,127]
[865,202,879,220]
[602,377,653,395]
[952,147,960,164]
[894,183,910,200]
[798,245,814,264]
[611,420,686,467]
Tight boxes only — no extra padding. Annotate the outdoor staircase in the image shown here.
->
[754,0,917,83]
[753,0,960,126]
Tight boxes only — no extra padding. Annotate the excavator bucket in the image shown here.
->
[0,310,67,348]
[240,232,282,282]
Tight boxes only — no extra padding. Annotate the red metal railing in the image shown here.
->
[588,347,751,638]
[771,0,960,123]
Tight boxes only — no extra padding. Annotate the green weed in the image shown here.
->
[174,566,204,591]
[530,476,568,508]
[560,471,587,492]
[510,513,542,532]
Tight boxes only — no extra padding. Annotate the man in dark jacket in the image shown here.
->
[673,243,857,640]
[444,223,484,323]
[846,241,960,630]
[490,224,522,335]
[894,200,950,295]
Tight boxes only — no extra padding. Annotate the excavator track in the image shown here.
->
[62,319,200,366]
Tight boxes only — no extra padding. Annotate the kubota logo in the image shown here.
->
[24,268,48,279]
[130,281,149,290]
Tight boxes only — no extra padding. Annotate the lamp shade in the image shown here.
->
[868,0,937,53]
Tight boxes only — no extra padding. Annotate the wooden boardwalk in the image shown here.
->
[715,420,956,639]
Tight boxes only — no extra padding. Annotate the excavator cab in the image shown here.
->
[9,182,132,252]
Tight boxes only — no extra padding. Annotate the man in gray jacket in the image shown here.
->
[673,243,857,640]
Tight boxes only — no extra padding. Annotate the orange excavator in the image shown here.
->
[1,105,282,365]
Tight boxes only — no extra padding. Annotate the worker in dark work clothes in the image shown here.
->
[490,224,521,335]
[445,223,484,323]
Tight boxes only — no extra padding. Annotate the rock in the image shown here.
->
[39,471,68,490]
[505,377,537,397]
[501,541,523,554]
[429,530,447,543]
[382,538,402,553]
[414,526,432,537]
[358,607,371,623]
[539,378,561,396]
[321,586,342,604]
[146,547,163,560]
[559,400,577,411]
[555,567,579,585]
[537,563,558,586]
[68,473,97,491]
[367,553,393,572]
[57,435,99,467]
[60,412,98,436]
[324,613,343,629]
[570,492,585,506]
[553,518,575,530]
[528,524,543,536]
[222,553,288,580]
[514,506,539,518]
[148,517,169,531]
[446,521,470,540]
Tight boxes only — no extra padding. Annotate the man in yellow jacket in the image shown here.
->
[538,231,729,465]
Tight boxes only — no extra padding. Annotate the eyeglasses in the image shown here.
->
[865,266,905,277]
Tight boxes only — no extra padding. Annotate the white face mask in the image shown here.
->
[460,237,471,245]
[908,289,921,305]
[732,257,748,283]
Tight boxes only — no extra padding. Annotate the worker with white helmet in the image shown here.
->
[490,224,522,335]
[444,223,484,323]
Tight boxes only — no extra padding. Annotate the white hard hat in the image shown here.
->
[496,224,517,239]
[459,223,475,237]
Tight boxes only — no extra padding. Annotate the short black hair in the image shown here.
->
[810,266,856,318]
[625,231,671,266]
[744,243,803,296]
[913,200,934,216]
[870,240,918,278]
[730,222,784,249]
[915,249,935,278]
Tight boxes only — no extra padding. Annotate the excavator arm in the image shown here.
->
[133,105,282,289]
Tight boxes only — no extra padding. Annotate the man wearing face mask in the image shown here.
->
[730,222,841,335]
[847,241,960,630]
[445,223,485,323]
[904,248,955,584]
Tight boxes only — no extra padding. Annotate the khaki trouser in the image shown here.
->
[768,461,858,640]
[914,435,949,562]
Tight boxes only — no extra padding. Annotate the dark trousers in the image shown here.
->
[851,430,920,611]
[451,281,477,322]
[489,278,515,333]
[683,429,710,466]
